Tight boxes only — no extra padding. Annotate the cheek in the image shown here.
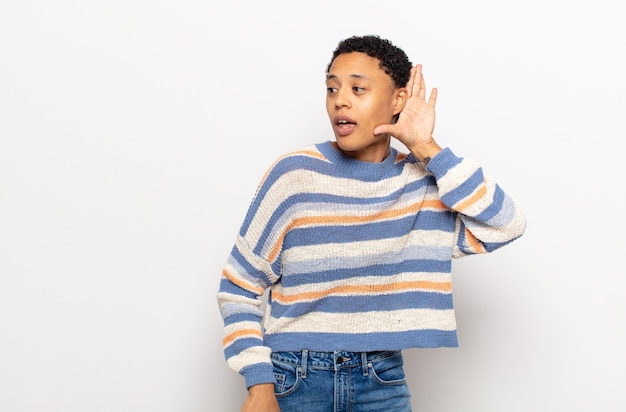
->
[364,97,395,122]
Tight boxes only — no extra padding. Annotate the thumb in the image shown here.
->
[373,123,396,136]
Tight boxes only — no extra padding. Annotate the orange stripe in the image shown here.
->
[267,199,445,261]
[273,280,452,304]
[455,180,487,212]
[222,328,262,346]
[222,268,264,295]
[464,228,487,254]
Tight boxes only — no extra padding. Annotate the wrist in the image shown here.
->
[248,383,275,395]
[408,141,442,164]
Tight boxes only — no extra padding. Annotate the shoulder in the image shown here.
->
[273,144,329,169]
[257,143,331,187]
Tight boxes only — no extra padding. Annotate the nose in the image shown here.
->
[334,88,351,109]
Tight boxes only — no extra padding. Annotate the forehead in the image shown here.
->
[327,52,393,84]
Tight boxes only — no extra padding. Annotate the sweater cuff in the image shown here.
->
[426,147,463,179]
[241,362,276,389]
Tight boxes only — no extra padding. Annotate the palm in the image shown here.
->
[374,64,437,151]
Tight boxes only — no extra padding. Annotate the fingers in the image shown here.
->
[410,64,425,99]
[410,64,435,103]
[410,64,422,98]
[428,87,438,106]
[417,66,426,100]
[406,66,417,97]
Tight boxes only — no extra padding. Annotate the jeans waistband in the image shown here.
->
[270,350,402,377]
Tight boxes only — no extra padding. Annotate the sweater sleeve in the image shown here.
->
[216,157,290,389]
[217,236,276,389]
[426,147,526,258]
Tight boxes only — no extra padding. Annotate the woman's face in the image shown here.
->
[326,52,406,162]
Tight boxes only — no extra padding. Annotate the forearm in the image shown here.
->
[427,148,526,252]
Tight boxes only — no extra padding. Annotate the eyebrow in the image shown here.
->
[326,73,369,81]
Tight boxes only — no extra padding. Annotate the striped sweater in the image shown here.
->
[217,141,526,388]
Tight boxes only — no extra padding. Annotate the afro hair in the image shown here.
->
[326,35,413,88]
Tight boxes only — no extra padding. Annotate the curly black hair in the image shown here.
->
[326,35,413,88]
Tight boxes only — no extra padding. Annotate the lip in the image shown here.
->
[333,115,357,137]
[334,115,356,124]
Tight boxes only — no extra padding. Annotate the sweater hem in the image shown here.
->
[264,330,459,352]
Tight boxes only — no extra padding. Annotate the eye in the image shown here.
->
[327,87,338,93]
[352,86,365,93]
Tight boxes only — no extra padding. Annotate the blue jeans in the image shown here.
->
[271,350,412,412]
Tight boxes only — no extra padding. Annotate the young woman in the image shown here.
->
[217,35,526,412]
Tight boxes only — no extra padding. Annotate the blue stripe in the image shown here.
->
[228,245,273,288]
[475,184,505,221]
[220,301,264,319]
[224,337,264,360]
[270,291,454,318]
[441,168,484,207]
[283,211,456,249]
[219,278,257,299]
[483,238,519,253]
[281,259,452,287]
[264,330,459,351]
[223,312,261,326]
[282,244,451,275]
[239,363,276,388]
[427,147,462,179]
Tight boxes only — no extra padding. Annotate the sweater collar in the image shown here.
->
[316,141,399,180]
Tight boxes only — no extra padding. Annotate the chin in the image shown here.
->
[337,134,384,149]
[334,138,364,153]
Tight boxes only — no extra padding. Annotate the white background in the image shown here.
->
[1,1,624,411]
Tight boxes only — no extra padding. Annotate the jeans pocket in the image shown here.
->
[368,351,407,386]
[272,360,302,397]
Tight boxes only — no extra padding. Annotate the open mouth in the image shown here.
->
[334,116,356,136]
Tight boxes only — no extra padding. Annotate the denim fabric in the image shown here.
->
[271,350,412,412]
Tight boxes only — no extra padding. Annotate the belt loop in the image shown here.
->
[301,350,308,379]
[361,352,369,376]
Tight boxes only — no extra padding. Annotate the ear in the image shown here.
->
[392,87,409,116]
